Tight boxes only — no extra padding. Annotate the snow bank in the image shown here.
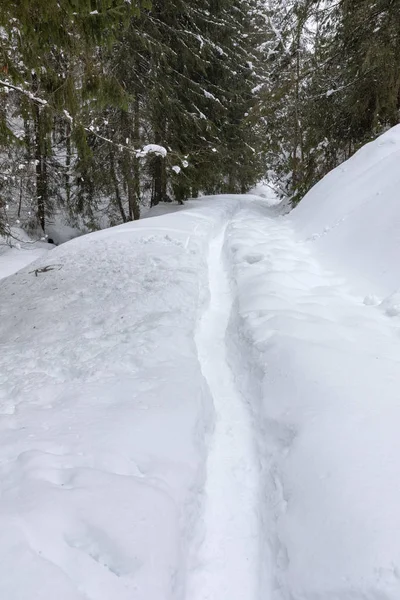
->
[225,201,400,599]
[46,222,83,245]
[291,125,400,297]
[0,197,240,600]
[141,202,186,219]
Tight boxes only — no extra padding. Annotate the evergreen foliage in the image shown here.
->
[2,0,400,234]
[0,0,266,234]
[261,0,400,204]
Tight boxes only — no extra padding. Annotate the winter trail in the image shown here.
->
[189,225,259,600]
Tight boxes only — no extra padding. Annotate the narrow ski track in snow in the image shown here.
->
[188,225,259,600]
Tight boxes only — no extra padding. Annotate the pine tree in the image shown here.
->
[1,0,269,234]
[259,0,342,202]
[0,0,144,232]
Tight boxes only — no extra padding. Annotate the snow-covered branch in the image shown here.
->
[0,83,167,159]
[85,126,167,158]
[0,79,48,106]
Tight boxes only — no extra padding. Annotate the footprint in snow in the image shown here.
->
[244,253,264,265]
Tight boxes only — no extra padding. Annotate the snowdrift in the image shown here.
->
[225,203,400,600]
[0,198,242,600]
[291,125,400,298]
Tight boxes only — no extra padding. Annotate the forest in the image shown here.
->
[1,0,399,235]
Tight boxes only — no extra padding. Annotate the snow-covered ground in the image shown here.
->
[0,228,52,281]
[291,125,400,298]
[1,126,400,600]
[0,198,243,600]
[0,220,83,282]
[226,204,400,599]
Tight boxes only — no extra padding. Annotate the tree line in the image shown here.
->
[1,0,399,236]
[262,0,400,203]
[0,0,266,235]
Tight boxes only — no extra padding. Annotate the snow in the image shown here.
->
[248,181,282,206]
[141,202,187,219]
[0,222,82,282]
[0,197,241,600]
[46,222,83,246]
[138,144,167,158]
[0,228,51,281]
[2,125,400,600]
[225,201,400,599]
[290,124,400,298]
[188,226,259,600]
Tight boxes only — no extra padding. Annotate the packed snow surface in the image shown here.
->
[1,126,400,600]
[188,226,259,600]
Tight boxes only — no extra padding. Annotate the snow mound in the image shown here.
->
[291,125,400,297]
[225,201,400,600]
[0,197,243,600]
[46,222,83,245]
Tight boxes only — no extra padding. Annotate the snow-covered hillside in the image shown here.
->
[1,127,400,600]
[291,125,400,298]
[226,205,400,600]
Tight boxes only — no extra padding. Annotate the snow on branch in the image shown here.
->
[86,127,167,159]
[0,83,167,159]
[0,79,48,106]
[136,144,167,158]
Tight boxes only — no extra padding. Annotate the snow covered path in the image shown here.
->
[2,182,400,600]
[224,203,400,600]
[189,227,259,600]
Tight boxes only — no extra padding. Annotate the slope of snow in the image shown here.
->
[0,197,243,600]
[225,201,400,600]
[291,125,400,297]
[141,202,187,220]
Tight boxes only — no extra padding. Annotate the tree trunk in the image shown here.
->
[227,171,235,194]
[151,155,165,206]
[292,39,301,193]
[65,121,71,207]
[110,149,127,223]
[129,95,141,220]
[124,149,140,221]
[151,107,167,206]
[33,102,46,232]
[32,75,48,232]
